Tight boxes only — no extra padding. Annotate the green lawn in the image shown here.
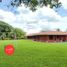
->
[0,40,67,67]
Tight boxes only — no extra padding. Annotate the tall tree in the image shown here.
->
[0,21,26,40]
[0,21,14,39]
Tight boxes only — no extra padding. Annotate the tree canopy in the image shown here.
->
[11,0,61,11]
[0,21,26,40]
[0,21,13,32]
[9,28,26,39]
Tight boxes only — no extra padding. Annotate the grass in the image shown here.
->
[0,40,67,67]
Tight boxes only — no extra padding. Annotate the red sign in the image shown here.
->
[4,44,14,56]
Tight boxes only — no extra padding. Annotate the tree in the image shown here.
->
[1,33,6,40]
[0,21,14,39]
[56,28,60,31]
[11,0,61,11]
[0,21,26,40]
[0,21,13,32]
[10,28,26,39]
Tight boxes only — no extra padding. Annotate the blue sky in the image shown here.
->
[56,6,67,17]
[0,0,67,34]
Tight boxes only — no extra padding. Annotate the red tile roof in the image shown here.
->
[27,31,67,36]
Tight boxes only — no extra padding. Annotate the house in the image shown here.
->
[26,31,67,42]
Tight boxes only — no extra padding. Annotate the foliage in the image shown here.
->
[56,28,61,31]
[11,0,61,11]
[14,28,25,38]
[9,28,26,39]
[0,21,13,39]
[0,21,13,32]
[0,21,26,40]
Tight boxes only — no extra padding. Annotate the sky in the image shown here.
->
[0,0,67,34]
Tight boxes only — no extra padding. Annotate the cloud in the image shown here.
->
[60,0,67,9]
[15,4,64,33]
[0,9,16,23]
[0,3,67,34]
